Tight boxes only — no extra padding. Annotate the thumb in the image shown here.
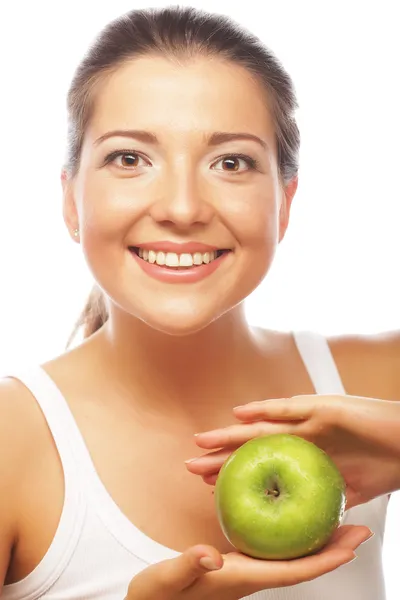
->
[126,544,223,599]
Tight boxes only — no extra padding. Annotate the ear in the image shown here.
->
[61,169,79,242]
[278,176,298,243]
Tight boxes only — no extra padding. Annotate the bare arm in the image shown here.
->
[0,378,37,590]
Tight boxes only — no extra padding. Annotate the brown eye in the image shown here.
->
[221,157,240,171]
[120,153,140,168]
[103,151,149,170]
[212,154,257,173]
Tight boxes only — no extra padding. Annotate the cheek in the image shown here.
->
[77,175,149,244]
[226,189,280,250]
[218,191,280,302]
[74,177,136,283]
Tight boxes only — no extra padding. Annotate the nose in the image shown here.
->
[149,165,214,229]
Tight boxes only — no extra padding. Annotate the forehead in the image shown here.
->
[87,55,276,146]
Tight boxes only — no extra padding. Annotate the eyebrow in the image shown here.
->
[93,129,269,151]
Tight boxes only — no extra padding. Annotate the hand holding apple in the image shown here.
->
[187,394,400,510]
[125,526,372,599]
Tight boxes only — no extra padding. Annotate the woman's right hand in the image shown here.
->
[125,524,372,599]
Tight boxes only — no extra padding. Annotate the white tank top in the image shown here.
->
[1,332,388,600]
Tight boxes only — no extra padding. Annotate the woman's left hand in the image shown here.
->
[186,395,400,510]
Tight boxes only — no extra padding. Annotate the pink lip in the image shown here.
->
[130,249,230,284]
[131,241,223,253]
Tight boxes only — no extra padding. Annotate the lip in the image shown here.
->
[129,248,231,284]
[131,241,223,253]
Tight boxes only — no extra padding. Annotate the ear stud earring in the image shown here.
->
[73,229,79,237]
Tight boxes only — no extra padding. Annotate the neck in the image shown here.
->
[94,305,266,417]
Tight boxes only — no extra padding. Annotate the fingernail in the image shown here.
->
[345,552,357,564]
[364,531,375,542]
[184,457,198,463]
[199,556,221,571]
[233,405,244,410]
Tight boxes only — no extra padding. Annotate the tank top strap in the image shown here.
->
[8,365,95,485]
[3,365,90,598]
[293,331,346,395]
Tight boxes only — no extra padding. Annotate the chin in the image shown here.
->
[136,298,225,337]
[145,321,211,337]
[141,311,219,337]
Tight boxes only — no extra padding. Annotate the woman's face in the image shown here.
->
[63,55,297,335]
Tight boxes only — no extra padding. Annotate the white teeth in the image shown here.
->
[165,252,179,267]
[135,248,220,268]
[179,253,194,267]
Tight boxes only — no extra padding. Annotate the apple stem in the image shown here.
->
[266,489,280,497]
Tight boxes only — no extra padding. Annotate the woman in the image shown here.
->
[0,6,398,600]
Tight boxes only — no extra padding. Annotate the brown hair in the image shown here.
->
[65,5,300,347]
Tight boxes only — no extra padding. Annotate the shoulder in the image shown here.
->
[327,330,400,400]
[0,376,51,584]
[0,375,45,502]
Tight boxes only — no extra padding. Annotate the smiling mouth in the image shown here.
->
[129,247,231,269]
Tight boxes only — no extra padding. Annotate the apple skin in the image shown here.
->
[215,434,346,560]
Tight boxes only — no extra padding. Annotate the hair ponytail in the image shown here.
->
[66,285,108,348]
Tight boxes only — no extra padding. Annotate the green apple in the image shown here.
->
[215,434,346,560]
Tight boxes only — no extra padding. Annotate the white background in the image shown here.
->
[0,0,398,596]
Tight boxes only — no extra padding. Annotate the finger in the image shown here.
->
[323,525,354,545]
[344,488,363,511]
[194,422,295,450]
[233,397,315,422]
[126,544,223,599]
[203,473,218,485]
[227,524,371,591]
[185,449,233,476]
[261,542,355,588]
[325,525,373,552]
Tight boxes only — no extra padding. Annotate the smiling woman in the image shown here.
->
[0,5,398,600]
[63,45,297,338]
